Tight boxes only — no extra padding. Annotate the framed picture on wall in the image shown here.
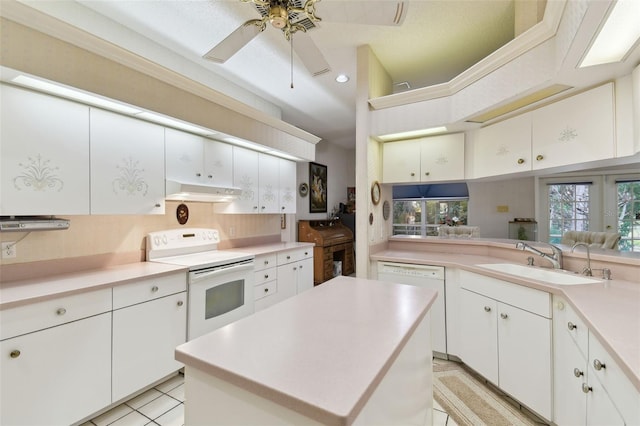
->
[309,162,327,213]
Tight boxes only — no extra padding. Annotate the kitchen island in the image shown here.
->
[175,275,437,426]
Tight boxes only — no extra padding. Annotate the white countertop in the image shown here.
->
[175,276,437,425]
[371,248,640,392]
[230,241,314,256]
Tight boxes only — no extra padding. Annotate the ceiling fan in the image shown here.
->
[203,0,408,77]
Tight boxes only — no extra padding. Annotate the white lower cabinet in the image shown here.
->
[112,274,187,402]
[459,271,552,421]
[552,297,630,425]
[1,310,112,425]
[253,253,279,312]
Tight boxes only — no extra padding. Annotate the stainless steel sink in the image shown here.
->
[476,263,601,285]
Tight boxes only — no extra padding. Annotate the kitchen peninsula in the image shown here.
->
[175,276,437,426]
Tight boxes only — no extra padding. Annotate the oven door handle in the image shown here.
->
[190,262,254,282]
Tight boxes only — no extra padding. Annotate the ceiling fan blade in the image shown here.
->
[203,22,263,63]
[317,1,408,26]
[292,31,331,77]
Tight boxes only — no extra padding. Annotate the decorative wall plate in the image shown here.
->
[371,181,381,205]
[383,200,390,220]
[299,182,309,197]
[176,203,189,225]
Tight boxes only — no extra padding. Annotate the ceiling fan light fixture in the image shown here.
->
[269,5,289,29]
[335,74,349,83]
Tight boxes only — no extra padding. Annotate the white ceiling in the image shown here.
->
[17,0,525,149]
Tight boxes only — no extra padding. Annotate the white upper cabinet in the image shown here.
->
[0,84,90,215]
[165,128,233,187]
[383,134,465,183]
[258,154,279,213]
[90,108,165,214]
[532,83,615,170]
[472,113,532,178]
[278,159,296,213]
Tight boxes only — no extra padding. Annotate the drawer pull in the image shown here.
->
[177,300,184,307]
[264,274,269,279]
[517,158,525,164]
[581,383,592,394]
[573,368,583,378]
[593,359,606,371]
[56,308,67,316]
[151,286,159,292]
[264,288,269,293]
[567,322,577,331]
[287,255,291,260]
[500,313,508,319]
[483,306,491,312]
[264,260,269,265]
[10,350,21,359]
[536,154,544,161]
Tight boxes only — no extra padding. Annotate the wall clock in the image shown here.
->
[176,203,189,225]
[371,181,381,205]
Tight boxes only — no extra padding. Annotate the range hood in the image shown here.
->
[0,216,70,232]
[165,180,242,203]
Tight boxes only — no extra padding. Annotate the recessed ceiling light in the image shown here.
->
[335,74,349,83]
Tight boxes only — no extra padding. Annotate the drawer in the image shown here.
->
[460,270,551,318]
[0,288,112,340]
[255,254,277,271]
[254,281,277,301]
[113,273,186,310]
[254,267,277,286]
[560,300,588,357]
[277,248,312,265]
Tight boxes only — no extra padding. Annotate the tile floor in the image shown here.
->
[84,372,458,426]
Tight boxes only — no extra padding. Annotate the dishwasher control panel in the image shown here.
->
[378,262,445,280]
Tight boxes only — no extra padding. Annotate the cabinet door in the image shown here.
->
[473,113,532,178]
[276,263,299,302]
[165,128,204,184]
[0,84,90,215]
[459,289,498,384]
[230,146,259,213]
[112,292,187,401]
[90,109,165,214]
[278,158,296,213]
[296,257,314,293]
[258,154,279,213]
[382,139,421,183]
[420,133,465,182]
[532,83,615,170]
[586,370,625,426]
[203,140,233,187]
[498,303,552,420]
[0,313,111,426]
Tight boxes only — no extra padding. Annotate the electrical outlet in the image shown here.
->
[2,242,17,259]
[229,226,236,237]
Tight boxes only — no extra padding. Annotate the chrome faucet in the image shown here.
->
[571,242,592,276]
[516,241,563,269]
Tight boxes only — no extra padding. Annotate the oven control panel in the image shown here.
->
[146,228,221,258]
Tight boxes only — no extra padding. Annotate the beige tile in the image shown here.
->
[91,404,134,426]
[154,404,184,426]
[155,374,184,394]
[167,384,185,402]
[109,411,150,426]
[125,389,162,410]
[137,394,180,420]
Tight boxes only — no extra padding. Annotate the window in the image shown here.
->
[392,198,468,236]
[617,180,640,252]
[547,183,591,244]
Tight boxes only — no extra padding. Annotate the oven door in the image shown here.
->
[188,261,254,340]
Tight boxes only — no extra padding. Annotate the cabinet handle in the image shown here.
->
[177,300,184,307]
[582,383,592,393]
[264,260,269,265]
[151,286,159,292]
[517,158,525,164]
[567,321,577,331]
[264,288,269,293]
[287,255,291,260]
[155,203,161,208]
[500,313,508,319]
[56,308,67,316]
[264,274,269,279]
[253,206,258,210]
[483,306,491,312]
[304,252,308,256]
[424,172,430,176]
[196,173,202,177]
[261,206,266,210]
[410,172,415,177]
[573,368,583,378]
[281,206,285,210]
[593,359,606,371]
[536,154,544,161]
[299,265,303,269]
[10,350,21,359]
[207,174,213,179]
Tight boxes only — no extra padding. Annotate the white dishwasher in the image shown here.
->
[377,261,447,358]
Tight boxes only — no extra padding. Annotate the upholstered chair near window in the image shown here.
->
[438,225,480,238]
[560,231,621,250]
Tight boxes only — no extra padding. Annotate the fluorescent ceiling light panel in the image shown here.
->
[378,126,447,142]
[222,137,270,152]
[135,112,215,136]
[580,0,640,67]
[11,75,142,115]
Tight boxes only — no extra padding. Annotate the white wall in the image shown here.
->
[296,140,356,221]
[467,177,536,238]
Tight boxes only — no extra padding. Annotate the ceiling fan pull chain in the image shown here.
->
[290,33,294,89]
